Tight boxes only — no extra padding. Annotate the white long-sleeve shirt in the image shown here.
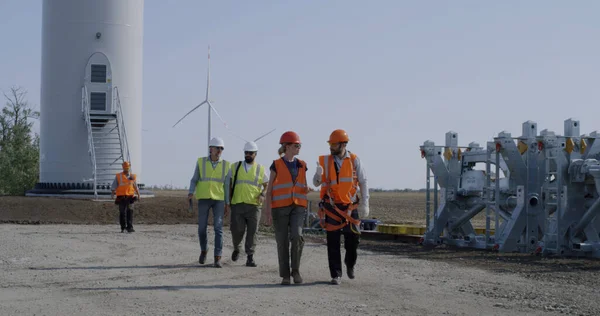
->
[313,150,369,204]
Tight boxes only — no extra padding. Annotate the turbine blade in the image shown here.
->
[208,101,228,129]
[207,101,249,142]
[253,128,276,142]
[172,101,207,127]
[229,131,249,143]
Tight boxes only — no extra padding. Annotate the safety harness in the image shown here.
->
[318,153,361,234]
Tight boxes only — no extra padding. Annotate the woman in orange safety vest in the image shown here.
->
[265,131,309,285]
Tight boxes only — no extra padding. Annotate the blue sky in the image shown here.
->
[1,1,600,190]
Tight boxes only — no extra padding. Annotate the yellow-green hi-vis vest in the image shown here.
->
[194,157,231,200]
[230,162,266,206]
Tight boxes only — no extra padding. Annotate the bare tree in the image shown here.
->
[0,87,40,149]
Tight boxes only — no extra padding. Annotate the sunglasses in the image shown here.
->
[212,147,223,151]
[292,144,301,148]
[244,151,256,155]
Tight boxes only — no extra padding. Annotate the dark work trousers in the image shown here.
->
[118,197,135,230]
[324,202,360,279]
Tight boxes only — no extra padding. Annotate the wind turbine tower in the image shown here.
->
[173,46,229,156]
[27,0,153,199]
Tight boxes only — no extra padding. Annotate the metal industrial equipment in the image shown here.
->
[420,131,509,249]
[490,121,546,253]
[537,119,600,257]
[421,118,600,258]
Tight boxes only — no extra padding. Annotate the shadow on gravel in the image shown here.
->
[358,239,600,274]
[77,281,331,291]
[29,264,210,271]
[19,231,122,235]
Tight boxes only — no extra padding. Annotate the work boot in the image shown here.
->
[246,255,257,267]
[232,250,239,262]
[126,227,135,233]
[199,251,208,264]
[121,228,125,233]
[347,266,355,279]
[292,270,303,284]
[214,256,222,268]
[330,277,341,285]
[281,277,291,285]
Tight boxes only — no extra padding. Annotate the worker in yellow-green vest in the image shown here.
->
[188,137,231,268]
[227,141,269,267]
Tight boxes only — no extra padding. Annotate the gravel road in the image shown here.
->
[1,224,598,315]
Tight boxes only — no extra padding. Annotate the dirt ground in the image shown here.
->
[0,191,433,226]
[1,191,600,315]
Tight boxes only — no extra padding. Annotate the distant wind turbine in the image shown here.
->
[172,46,276,152]
[172,45,230,155]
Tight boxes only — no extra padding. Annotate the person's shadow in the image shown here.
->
[77,281,332,291]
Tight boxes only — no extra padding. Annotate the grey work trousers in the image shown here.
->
[272,204,305,278]
[230,203,261,256]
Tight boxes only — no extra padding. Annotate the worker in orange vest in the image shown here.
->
[264,131,309,285]
[110,161,141,233]
[313,129,369,285]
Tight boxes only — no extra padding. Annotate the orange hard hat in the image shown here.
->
[279,131,301,144]
[328,129,349,143]
[122,161,130,170]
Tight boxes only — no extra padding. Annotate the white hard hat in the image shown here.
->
[244,141,258,152]
[209,137,225,148]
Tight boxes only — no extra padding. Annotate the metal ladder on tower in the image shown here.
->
[543,147,562,254]
[81,86,131,198]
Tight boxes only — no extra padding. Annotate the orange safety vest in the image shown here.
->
[271,158,308,208]
[115,172,137,197]
[319,152,359,204]
[318,152,361,232]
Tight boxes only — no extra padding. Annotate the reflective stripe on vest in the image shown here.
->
[321,155,355,188]
[194,157,231,200]
[271,158,308,208]
[234,163,262,186]
[231,162,265,205]
[201,157,227,183]
[319,153,359,204]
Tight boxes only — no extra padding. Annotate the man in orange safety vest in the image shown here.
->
[313,129,369,285]
[111,161,141,233]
